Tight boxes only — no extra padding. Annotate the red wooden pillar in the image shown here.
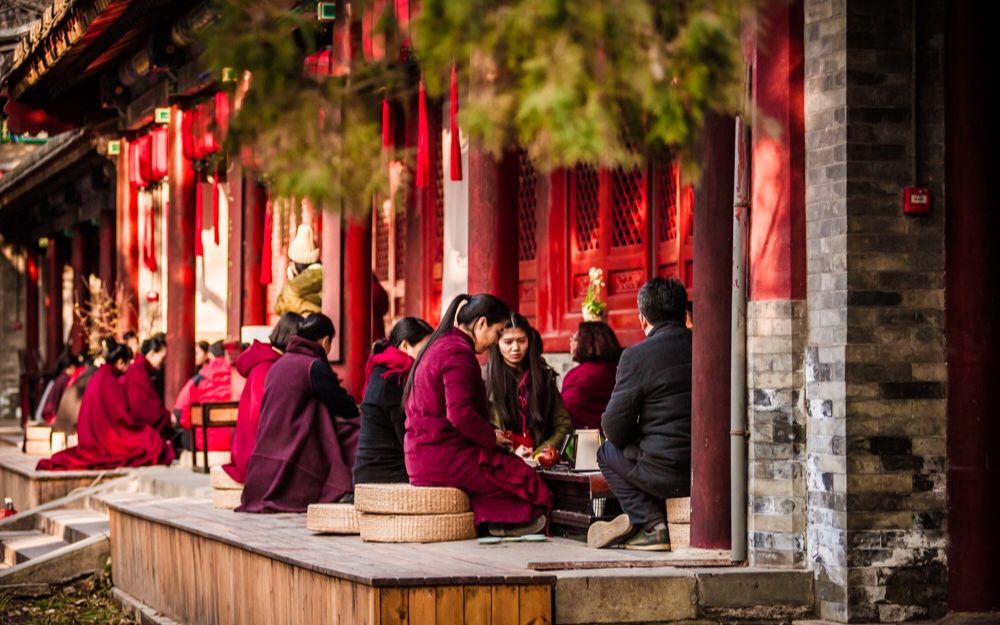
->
[466,147,519,305]
[342,214,372,400]
[21,248,41,426]
[44,237,64,370]
[242,178,268,326]
[165,107,197,408]
[99,210,116,292]
[116,143,139,333]
[690,113,735,549]
[69,224,87,355]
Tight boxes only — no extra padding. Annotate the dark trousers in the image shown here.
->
[597,440,689,526]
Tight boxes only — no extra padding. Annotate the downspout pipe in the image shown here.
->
[730,114,750,562]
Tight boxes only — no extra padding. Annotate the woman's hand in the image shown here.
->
[495,429,514,450]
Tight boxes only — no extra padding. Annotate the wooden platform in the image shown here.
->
[105,490,742,625]
[0,448,128,511]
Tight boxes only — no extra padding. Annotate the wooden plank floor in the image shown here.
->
[0,448,129,509]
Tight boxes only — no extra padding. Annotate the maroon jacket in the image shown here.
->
[222,341,281,483]
[121,353,171,433]
[561,361,618,430]
[238,336,360,513]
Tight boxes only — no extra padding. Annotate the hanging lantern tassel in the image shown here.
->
[449,63,463,181]
[212,174,221,246]
[143,192,158,272]
[194,176,204,257]
[381,98,392,148]
[260,199,273,285]
[416,80,429,189]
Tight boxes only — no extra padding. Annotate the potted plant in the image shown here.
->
[581,267,606,322]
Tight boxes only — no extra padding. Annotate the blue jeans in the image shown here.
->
[597,441,690,526]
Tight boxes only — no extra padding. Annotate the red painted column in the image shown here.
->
[466,147,519,305]
[116,144,139,333]
[99,210,116,292]
[242,178,267,326]
[227,163,245,342]
[21,248,41,426]
[690,113,735,549]
[750,0,806,301]
[69,224,87,355]
[945,2,998,611]
[342,215,372,400]
[44,237,64,370]
[165,107,197,408]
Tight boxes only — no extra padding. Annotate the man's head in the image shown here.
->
[637,277,688,335]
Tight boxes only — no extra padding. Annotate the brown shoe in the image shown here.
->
[587,513,633,549]
[623,523,671,551]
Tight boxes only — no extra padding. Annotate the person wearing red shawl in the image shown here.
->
[221,313,303,484]
[561,321,622,430]
[37,339,174,471]
[404,294,553,537]
[238,313,360,513]
[177,341,234,452]
[35,353,81,424]
[352,317,433,485]
[121,334,171,437]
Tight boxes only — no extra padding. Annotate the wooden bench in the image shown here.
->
[188,401,239,473]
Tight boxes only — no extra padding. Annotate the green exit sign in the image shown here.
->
[317,2,336,20]
[154,107,170,124]
[107,140,121,155]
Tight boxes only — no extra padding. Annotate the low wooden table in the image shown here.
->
[538,466,621,539]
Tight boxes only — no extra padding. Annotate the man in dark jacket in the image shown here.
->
[588,277,691,551]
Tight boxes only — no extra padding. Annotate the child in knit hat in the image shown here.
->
[274,224,323,315]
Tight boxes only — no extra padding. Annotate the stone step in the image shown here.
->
[35,508,109,543]
[0,530,69,566]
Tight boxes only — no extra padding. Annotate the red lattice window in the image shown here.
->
[574,165,600,252]
[517,150,538,262]
[611,165,645,248]
[657,161,678,242]
[374,203,390,281]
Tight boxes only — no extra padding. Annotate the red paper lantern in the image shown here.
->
[196,100,220,157]
[182,108,198,161]
[214,91,230,143]
[149,126,168,181]
[128,138,145,187]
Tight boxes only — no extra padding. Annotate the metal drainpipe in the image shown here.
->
[730,114,750,562]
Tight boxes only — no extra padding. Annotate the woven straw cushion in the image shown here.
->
[211,487,243,510]
[306,503,361,534]
[210,466,243,490]
[668,522,690,548]
[360,512,476,543]
[354,483,470,515]
[666,497,691,524]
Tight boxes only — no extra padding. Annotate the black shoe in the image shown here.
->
[624,522,671,551]
[488,515,547,537]
[587,513,633,549]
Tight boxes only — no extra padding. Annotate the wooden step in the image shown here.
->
[1,530,69,566]
[35,509,109,543]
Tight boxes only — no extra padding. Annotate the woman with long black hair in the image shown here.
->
[404,294,552,537]
[353,317,434,484]
[485,314,572,458]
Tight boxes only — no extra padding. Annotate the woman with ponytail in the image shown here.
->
[353,317,434,485]
[37,338,174,471]
[404,294,553,537]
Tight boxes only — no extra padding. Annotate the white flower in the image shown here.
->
[589,267,603,281]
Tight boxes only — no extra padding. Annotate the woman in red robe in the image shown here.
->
[561,321,622,430]
[121,334,171,436]
[404,294,552,537]
[37,339,174,471]
[221,312,303,483]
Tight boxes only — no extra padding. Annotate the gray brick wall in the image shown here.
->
[803,0,946,621]
[0,239,26,420]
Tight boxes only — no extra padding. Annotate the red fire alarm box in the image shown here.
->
[904,186,931,215]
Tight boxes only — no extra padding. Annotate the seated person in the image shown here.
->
[561,321,622,430]
[121,334,171,437]
[274,225,322,316]
[404,295,553,537]
[238,313,360,513]
[52,355,97,435]
[353,317,433,485]
[484,313,571,460]
[37,339,174,471]
[587,278,691,551]
[221,312,304,484]
[195,340,210,373]
[35,353,82,425]
[176,341,234,452]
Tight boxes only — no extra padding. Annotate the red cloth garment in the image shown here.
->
[361,345,413,400]
[403,328,552,525]
[180,356,234,451]
[561,361,618,430]
[238,337,360,513]
[221,341,281,483]
[36,364,174,471]
[449,62,463,181]
[260,198,273,285]
[120,353,171,434]
[416,80,429,189]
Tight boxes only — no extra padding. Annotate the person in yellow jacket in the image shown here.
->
[274,225,323,315]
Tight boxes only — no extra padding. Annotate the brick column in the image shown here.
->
[804,0,947,621]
